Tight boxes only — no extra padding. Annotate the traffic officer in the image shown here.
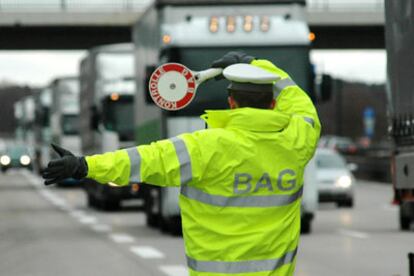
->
[43,51,321,276]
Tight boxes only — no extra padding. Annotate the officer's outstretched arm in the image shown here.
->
[85,135,201,187]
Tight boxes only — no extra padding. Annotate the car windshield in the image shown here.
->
[316,152,347,169]
[335,138,353,146]
[8,145,28,157]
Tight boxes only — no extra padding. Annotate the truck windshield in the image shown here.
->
[97,53,134,81]
[102,96,134,141]
[62,114,79,135]
[165,46,312,116]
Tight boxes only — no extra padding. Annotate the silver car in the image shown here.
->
[315,148,356,207]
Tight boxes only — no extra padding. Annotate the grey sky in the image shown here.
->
[0,49,386,87]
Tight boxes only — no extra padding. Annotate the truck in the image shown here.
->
[34,87,52,173]
[385,0,414,230]
[79,43,140,210]
[14,100,25,143]
[49,76,81,184]
[133,0,320,234]
[9,96,36,171]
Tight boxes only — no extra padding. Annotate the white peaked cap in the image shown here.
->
[223,63,281,84]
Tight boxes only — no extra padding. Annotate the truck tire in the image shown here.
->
[87,193,97,208]
[100,198,120,211]
[301,215,312,234]
[160,215,182,236]
[166,215,182,236]
[399,202,413,231]
[145,188,160,228]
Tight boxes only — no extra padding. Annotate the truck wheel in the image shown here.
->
[87,193,97,208]
[145,188,160,228]
[168,216,182,236]
[399,202,413,231]
[301,216,312,234]
[160,215,182,236]
[101,199,120,211]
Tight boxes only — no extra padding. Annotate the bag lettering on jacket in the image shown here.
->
[234,170,296,194]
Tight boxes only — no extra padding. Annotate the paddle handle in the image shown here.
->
[195,68,223,85]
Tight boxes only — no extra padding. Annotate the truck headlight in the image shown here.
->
[20,155,31,166]
[0,155,11,166]
[335,175,352,188]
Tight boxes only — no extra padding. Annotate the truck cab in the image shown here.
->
[80,43,140,210]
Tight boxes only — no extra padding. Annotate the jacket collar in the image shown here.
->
[201,107,289,132]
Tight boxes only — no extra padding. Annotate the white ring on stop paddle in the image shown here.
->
[149,63,222,111]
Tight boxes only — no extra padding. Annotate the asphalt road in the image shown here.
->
[0,170,412,276]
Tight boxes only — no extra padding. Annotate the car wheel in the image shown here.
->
[343,198,354,208]
[337,198,353,208]
[399,202,413,231]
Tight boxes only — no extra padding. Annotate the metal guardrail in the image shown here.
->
[307,0,384,12]
[0,0,153,12]
[0,0,383,13]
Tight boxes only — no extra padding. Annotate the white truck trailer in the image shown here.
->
[14,100,25,143]
[79,43,140,210]
[34,87,53,173]
[133,0,319,234]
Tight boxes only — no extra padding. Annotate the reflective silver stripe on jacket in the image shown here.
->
[187,247,298,273]
[181,185,303,207]
[170,136,192,185]
[126,147,141,183]
[274,78,297,97]
[303,116,315,128]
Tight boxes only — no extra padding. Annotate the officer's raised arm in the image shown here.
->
[251,59,320,129]
[250,58,321,159]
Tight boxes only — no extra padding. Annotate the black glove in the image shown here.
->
[211,51,255,69]
[42,144,88,186]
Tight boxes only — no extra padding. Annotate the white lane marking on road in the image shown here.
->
[78,216,98,225]
[159,265,188,276]
[338,228,369,239]
[382,204,398,211]
[70,210,86,218]
[91,224,112,233]
[110,233,135,243]
[20,170,42,187]
[130,246,165,259]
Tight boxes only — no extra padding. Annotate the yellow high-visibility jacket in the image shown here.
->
[85,59,321,276]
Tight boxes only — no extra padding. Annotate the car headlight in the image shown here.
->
[335,175,352,188]
[0,155,11,166]
[20,155,31,166]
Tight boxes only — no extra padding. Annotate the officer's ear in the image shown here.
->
[228,96,238,109]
